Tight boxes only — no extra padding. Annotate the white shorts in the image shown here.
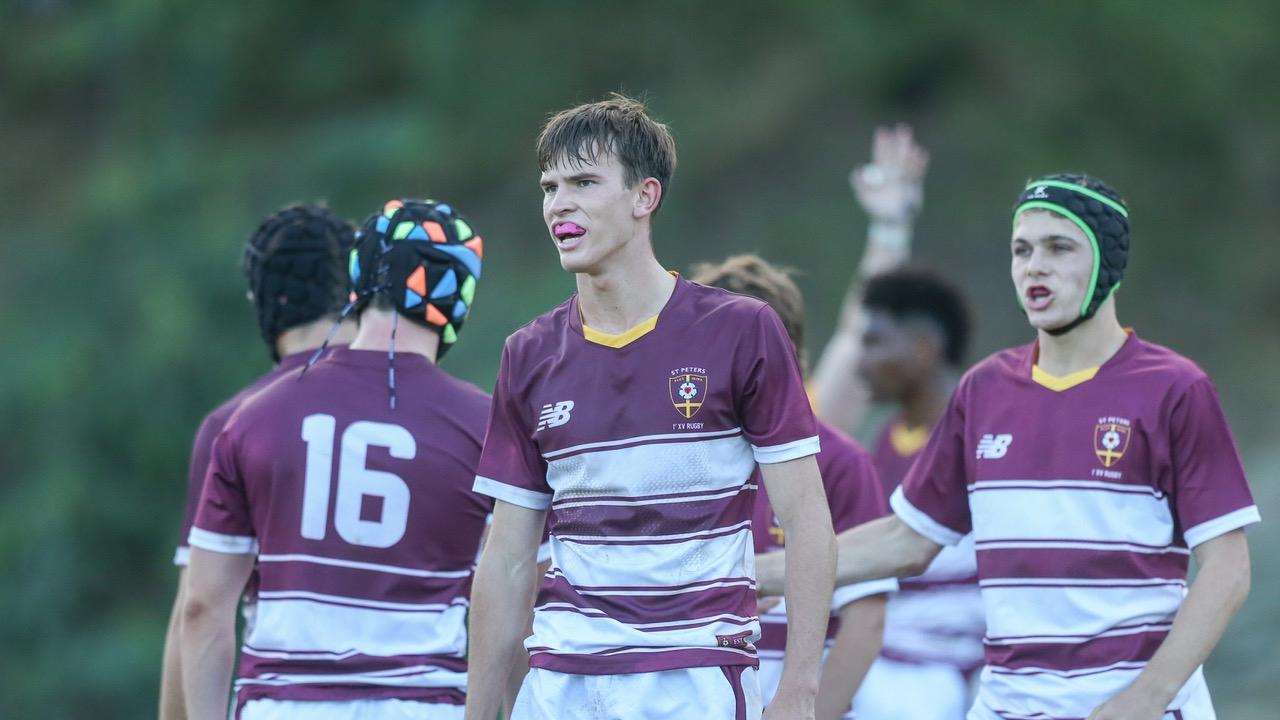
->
[239,698,464,720]
[512,666,762,720]
[854,656,971,720]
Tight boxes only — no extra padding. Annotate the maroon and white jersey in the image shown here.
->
[174,352,309,566]
[871,419,985,671]
[191,347,492,708]
[892,332,1260,719]
[473,277,820,675]
[753,421,895,692]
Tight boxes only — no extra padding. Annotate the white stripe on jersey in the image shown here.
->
[982,583,1186,642]
[235,666,468,689]
[1183,504,1260,548]
[257,590,466,612]
[967,480,1175,545]
[546,433,755,500]
[257,553,473,578]
[974,539,1189,555]
[247,598,468,657]
[549,527,753,591]
[556,519,754,545]
[972,664,1213,720]
[890,489,965,546]
[751,435,821,464]
[189,527,259,555]
[541,427,745,460]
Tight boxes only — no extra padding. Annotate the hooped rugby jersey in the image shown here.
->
[174,351,309,566]
[474,276,821,675]
[892,332,1260,719]
[753,420,896,699]
[192,347,492,708]
[871,418,985,671]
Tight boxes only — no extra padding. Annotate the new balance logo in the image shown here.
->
[537,401,574,431]
[976,433,1013,459]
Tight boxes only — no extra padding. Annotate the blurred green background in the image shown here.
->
[2,2,1277,717]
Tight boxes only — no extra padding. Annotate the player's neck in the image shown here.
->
[275,317,356,360]
[898,369,956,429]
[350,309,440,362]
[576,254,676,334]
[1035,301,1127,376]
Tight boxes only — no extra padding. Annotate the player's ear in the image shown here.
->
[633,177,662,219]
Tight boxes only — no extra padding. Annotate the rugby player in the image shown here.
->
[810,125,985,720]
[760,174,1259,719]
[181,199,492,719]
[464,95,837,720]
[160,204,356,720]
[692,255,897,720]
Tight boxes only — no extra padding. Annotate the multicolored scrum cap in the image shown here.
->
[350,198,483,358]
[1013,175,1129,336]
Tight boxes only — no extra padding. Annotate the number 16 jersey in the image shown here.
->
[191,347,493,709]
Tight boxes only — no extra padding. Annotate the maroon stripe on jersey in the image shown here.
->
[528,646,757,675]
[719,665,748,720]
[977,546,1189,582]
[985,628,1168,672]
[757,617,838,651]
[538,574,756,627]
[236,683,465,714]
[257,562,473,607]
[551,488,754,539]
[240,650,466,679]
[551,483,754,509]
[540,429,745,461]
[897,575,980,591]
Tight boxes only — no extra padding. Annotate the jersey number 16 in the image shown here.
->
[299,414,414,548]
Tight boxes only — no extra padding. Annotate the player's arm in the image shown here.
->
[811,124,927,435]
[757,513,940,598]
[181,547,254,720]
[1087,529,1251,720]
[759,455,836,720]
[159,569,189,720]
[464,500,546,720]
[816,593,886,720]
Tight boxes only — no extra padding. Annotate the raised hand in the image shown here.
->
[850,124,929,224]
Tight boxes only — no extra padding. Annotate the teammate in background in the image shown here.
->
[804,126,985,720]
[182,199,492,720]
[465,95,836,720]
[692,255,896,720]
[160,204,356,720]
[760,174,1259,719]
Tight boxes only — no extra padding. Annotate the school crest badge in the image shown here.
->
[1094,420,1131,468]
[669,371,708,419]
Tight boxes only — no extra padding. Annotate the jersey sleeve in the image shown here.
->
[892,381,972,546]
[1170,377,1260,548]
[189,425,259,555]
[174,410,224,566]
[473,343,552,510]
[736,305,820,464]
[824,446,898,608]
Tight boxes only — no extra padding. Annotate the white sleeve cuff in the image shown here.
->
[188,527,259,555]
[537,542,553,564]
[832,576,898,610]
[473,476,553,511]
[891,487,964,547]
[752,435,821,464]
[1183,505,1261,549]
[173,546,191,567]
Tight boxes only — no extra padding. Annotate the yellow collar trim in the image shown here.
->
[1032,364,1100,392]
[582,312,659,348]
[889,422,930,456]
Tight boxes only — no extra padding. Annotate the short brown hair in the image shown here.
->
[537,93,678,212]
[690,254,808,373]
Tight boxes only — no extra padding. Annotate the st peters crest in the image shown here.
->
[669,372,708,419]
[1094,420,1131,468]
